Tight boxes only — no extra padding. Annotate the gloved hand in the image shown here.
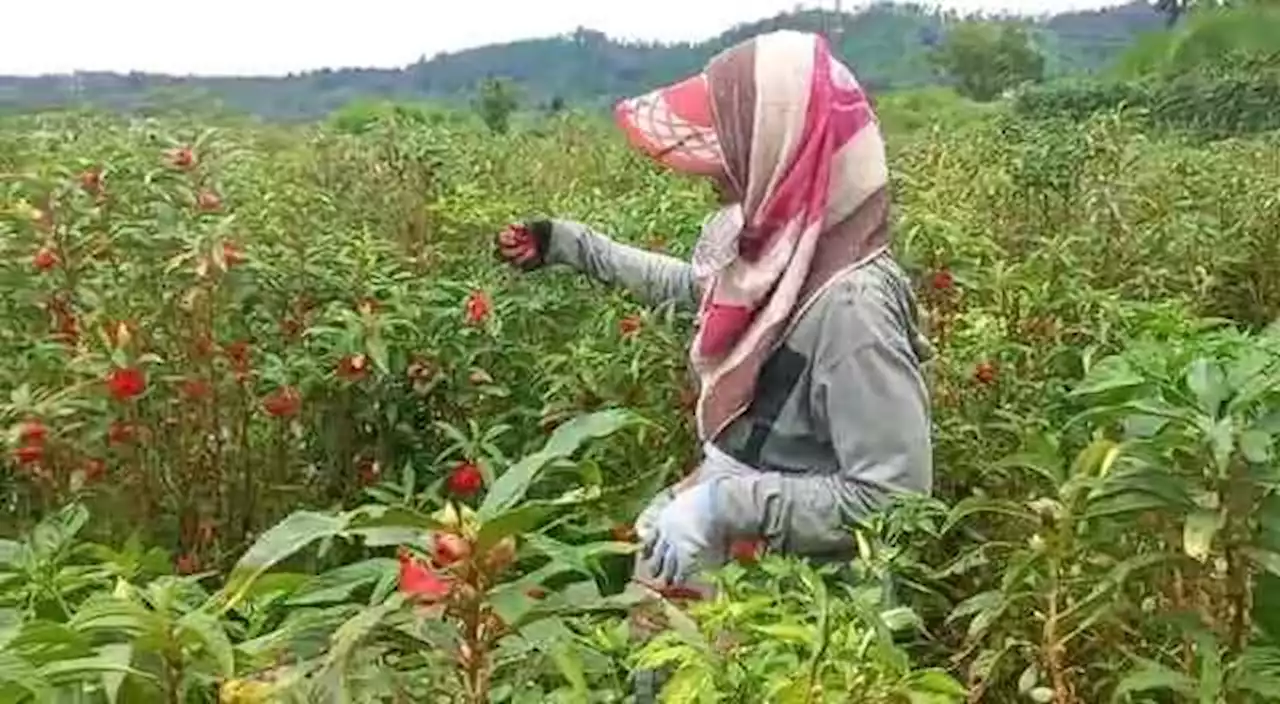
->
[494,220,552,271]
[639,481,723,585]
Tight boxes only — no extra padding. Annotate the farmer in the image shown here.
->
[496,23,931,657]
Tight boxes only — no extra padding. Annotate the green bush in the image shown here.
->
[1012,71,1280,138]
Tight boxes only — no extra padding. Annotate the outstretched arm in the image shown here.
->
[545,220,701,311]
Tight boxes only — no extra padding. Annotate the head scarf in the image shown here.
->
[614,31,891,441]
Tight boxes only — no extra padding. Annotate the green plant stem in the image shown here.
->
[1044,552,1075,704]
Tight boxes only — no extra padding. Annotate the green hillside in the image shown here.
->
[0,1,1165,120]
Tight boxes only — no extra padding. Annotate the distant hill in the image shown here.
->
[0,2,1165,121]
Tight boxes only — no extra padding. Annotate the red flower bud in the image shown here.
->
[80,168,102,195]
[619,314,642,338]
[168,147,196,170]
[464,290,491,326]
[434,532,471,567]
[447,461,484,497]
[196,190,221,212]
[974,361,998,386]
[930,269,955,292]
[262,385,302,418]
[729,537,765,565]
[17,420,47,445]
[337,354,369,381]
[107,420,136,446]
[13,444,43,465]
[83,458,107,483]
[106,366,147,401]
[33,247,59,272]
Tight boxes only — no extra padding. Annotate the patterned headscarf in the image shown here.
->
[615,31,891,441]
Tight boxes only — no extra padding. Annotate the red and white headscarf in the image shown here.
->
[615,31,892,441]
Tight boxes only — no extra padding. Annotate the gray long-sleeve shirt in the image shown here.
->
[546,220,933,559]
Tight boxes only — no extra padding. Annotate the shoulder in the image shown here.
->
[796,252,928,367]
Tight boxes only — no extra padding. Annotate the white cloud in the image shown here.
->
[0,0,1130,76]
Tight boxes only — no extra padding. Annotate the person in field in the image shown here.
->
[496,25,931,666]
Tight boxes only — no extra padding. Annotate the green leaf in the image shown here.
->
[366,336,390,376]
[96,643,132,704]
[1071,356,1144,397]
[1241,429,1273,464]
[1245,548,1280,578]
[0,652,48,700]
[1208,418,1235,474]
[480,409,638,519]
[69,597,154,638]
[287,559,397,606]
[1183,508,1225,563]
[0,540,23,568]
[475,486,601,552]
[177,610,235,677]
[661,664,712,704]
[942,497,1036,534]
[1187,358,1229,417]
[549,641,589,701]
[1112,659,1197,701]
[907,669,969,698]
[30,503,89,561]
[748,622,812,646]
[524,535,637,582]
[38,651,152,686]
[219,511,348,610]
[316,593,407,689]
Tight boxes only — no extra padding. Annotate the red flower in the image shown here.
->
[33,247,59,272]
[18,420,47,445]
[447,461,484,497]
[357,458,381,486]
[168,147,196,170]
[223,340,250,367]
[106,366,147,401]
[196,190,221,212]
[221,242,245,267]
[83,458,107,483]
[975,361,998,386]
[397,548,451,601]
[13,444,43,465]
[337,354,369,381]
[464,290,491,326]
[80,168,102,195]
[930,269,955,292]
[619,314,642,338]
[611,523,638,543]
[175,552,200,575]
[434,533,471,567]
[180,377,211,401]
[729,537,765,565]
[107,421,136,446]
[262,385,302,418]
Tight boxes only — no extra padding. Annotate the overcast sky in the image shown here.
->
[2,0,1125,76]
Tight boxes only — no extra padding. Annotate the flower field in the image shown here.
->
[2,105,1280,702]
